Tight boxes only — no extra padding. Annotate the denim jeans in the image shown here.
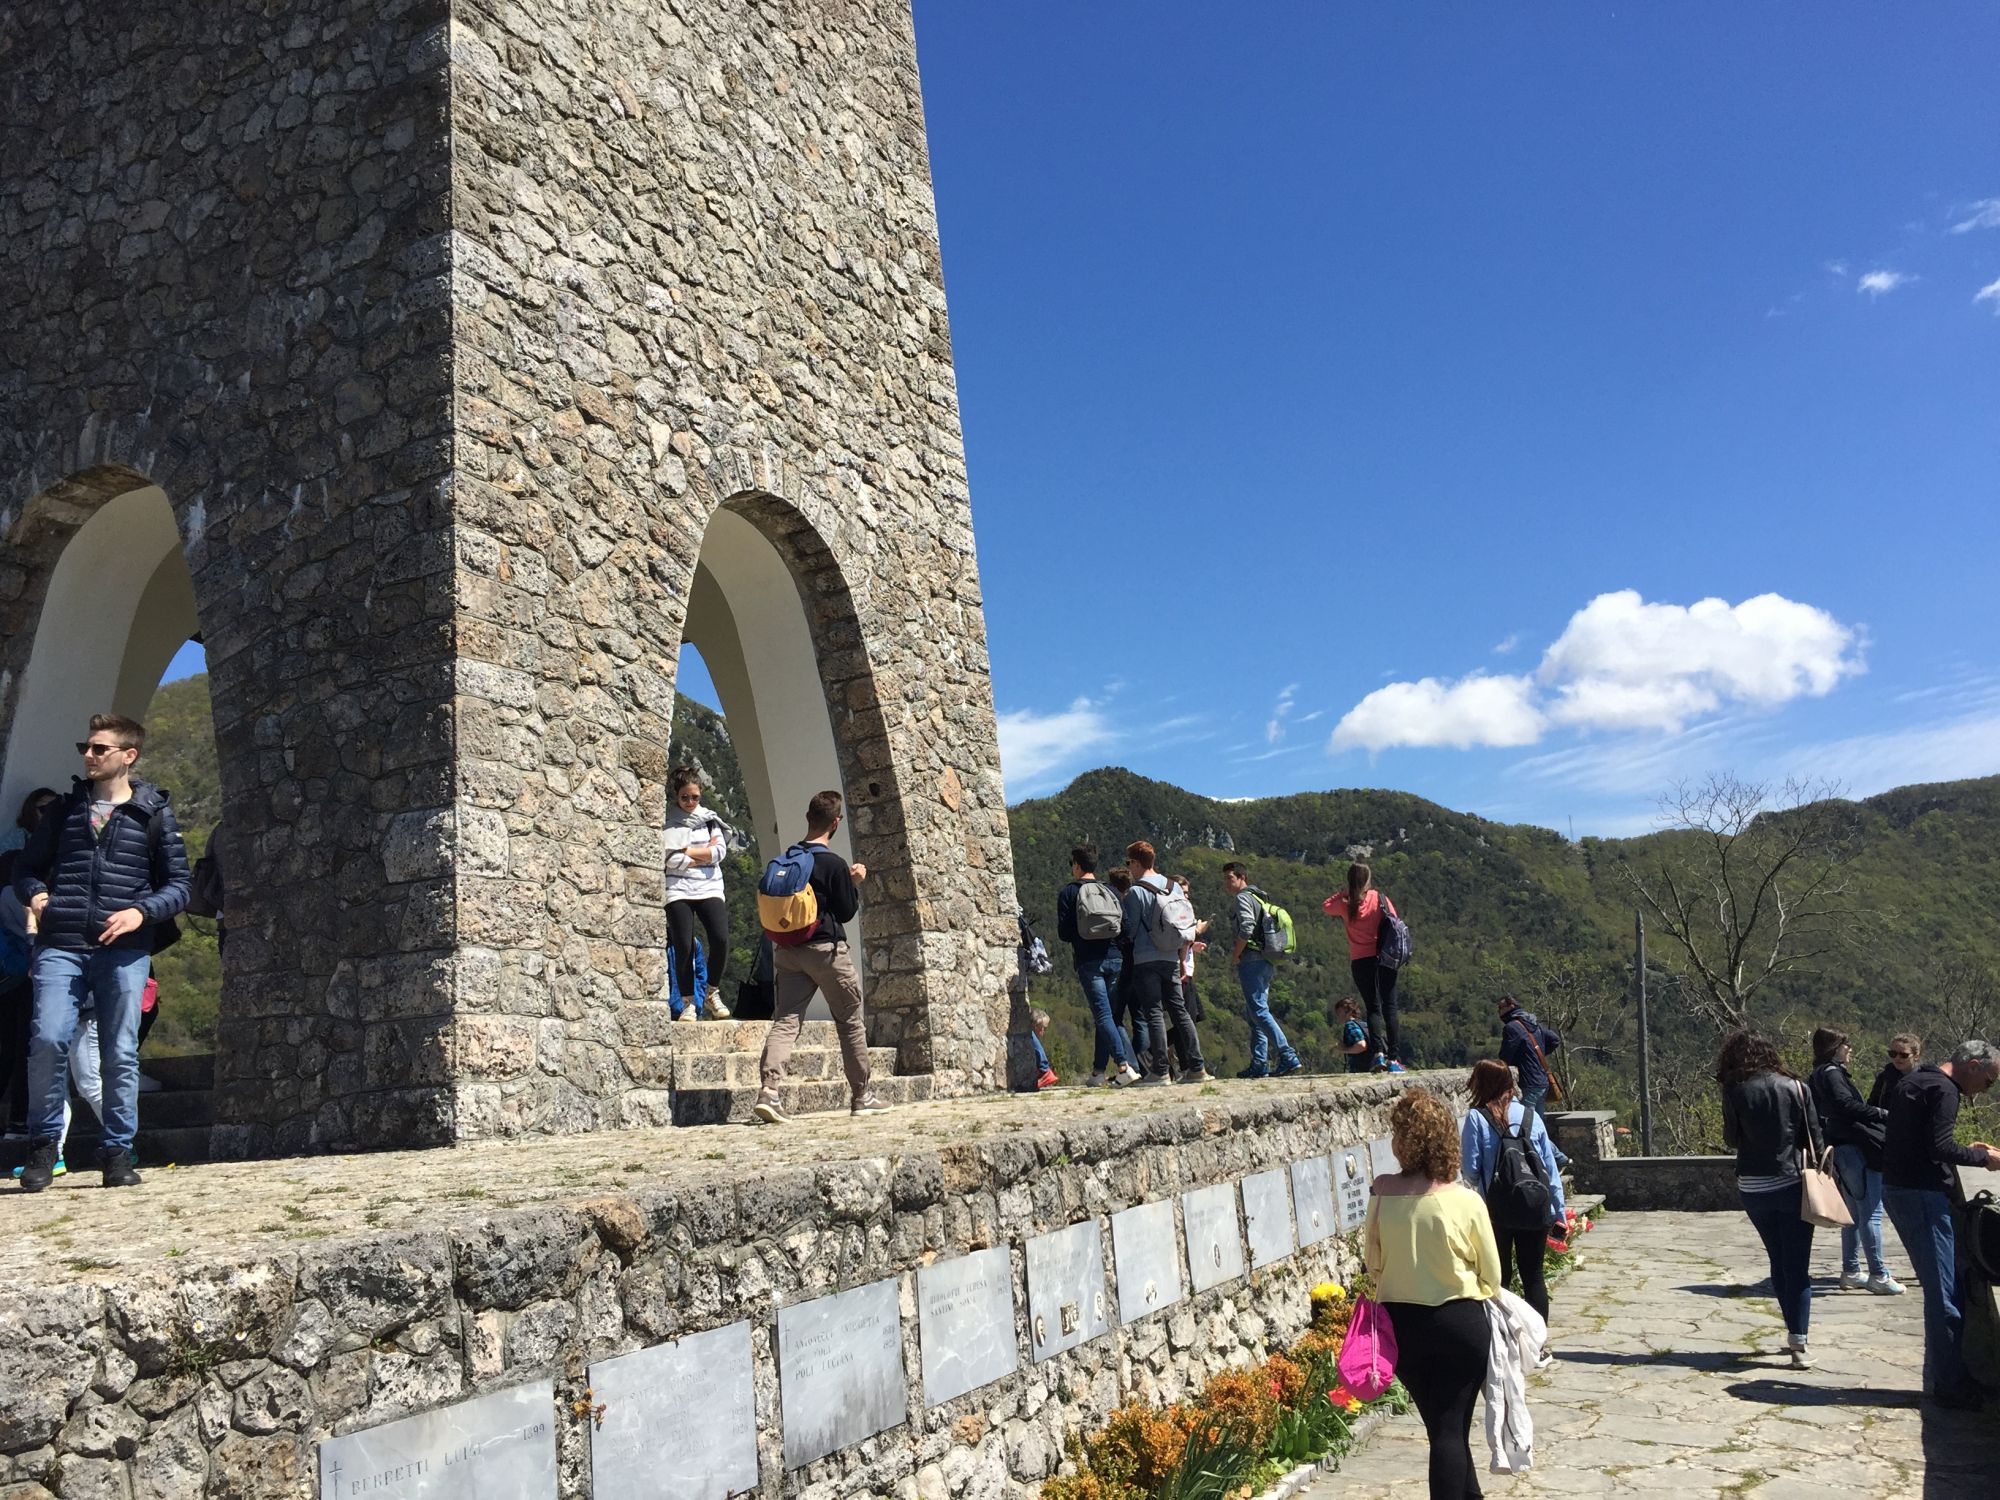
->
[1520,1083,1548,1126]
[1740,1181,1815,1339]
[1883,1185,1974,1398]
[1074,953,1134,1074]
[1031,1032,1051,1074]
[1833,1144,1889,1279]
[1235,956,1298,1074]
[27,946,150,1156]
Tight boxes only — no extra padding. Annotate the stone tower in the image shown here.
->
[0,0,1021,1153]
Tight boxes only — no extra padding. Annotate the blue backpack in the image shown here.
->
[757,843,821,946]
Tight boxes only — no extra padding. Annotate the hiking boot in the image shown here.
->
[17,1139,59,1193]
[851,1092,891,1117]
[1274,1057,1305,1077]
[704,990,732,1020]
[1114,1064,1142,1086]
[752,1090,788,1125]
[100,1148,142,1189]
[10,1157,65,1182]
[1867,1274,1907,1296]
[1035,1068,1058,1090]
[1840,1270,1868,1291]
[1237,1066,1270,1080]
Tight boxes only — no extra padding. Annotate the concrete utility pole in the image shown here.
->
[1635,910,1653,1156]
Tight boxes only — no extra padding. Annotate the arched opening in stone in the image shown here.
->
[670,494,926,1066]
[0,473,227,1113]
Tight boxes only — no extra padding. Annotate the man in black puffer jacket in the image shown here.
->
[13,713,189,1190]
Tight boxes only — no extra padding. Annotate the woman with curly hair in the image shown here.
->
[1365,1087,1502,1499]
[1719,1028,1826,1369]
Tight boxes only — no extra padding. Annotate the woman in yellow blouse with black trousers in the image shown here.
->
[1364,1088,1504,1499]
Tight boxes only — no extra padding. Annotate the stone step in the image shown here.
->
[143,1053,215,1091]
[667,1019,846,1053]
[670,1071,933,1127]
[674,1045,900,1088]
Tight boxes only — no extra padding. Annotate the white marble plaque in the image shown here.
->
[1334,1143,1372,1232]
[1025,1219,1111,1361]
[1241,1168,1294,1269]
[318,1380,555,1500]
[1290,1155,1336,1248]
[1110,1199,1186,1325]
[1369,1134,1401,1178]
[778,1277,908,1470]
[590,1323,757,1500]
[918,1246,1019,1407]
[1181,1182,1245,1294]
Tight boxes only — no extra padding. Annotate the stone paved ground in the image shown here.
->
[1307,1211,1997,1499]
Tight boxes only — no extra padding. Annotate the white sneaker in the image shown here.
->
[1115,1064,1142,1086]
[752,1091,788,1125]
[675,1006,699,1023]
[1840,1271,1868,1291]
[704,990,731,1020]
[1789,1346,1813,1371]
[1084,1072,1108,1088]
[1867,1275,1907,1296]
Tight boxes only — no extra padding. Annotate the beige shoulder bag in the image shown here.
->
[1794,1080,1854,1228]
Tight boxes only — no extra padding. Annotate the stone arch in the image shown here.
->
[675,457,928,1066]
[0,466,205,825]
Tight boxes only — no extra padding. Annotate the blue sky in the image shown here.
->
[907,1,2000,832]
[169,5,1999,838]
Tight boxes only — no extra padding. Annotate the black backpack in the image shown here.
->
[1485,1112,1553,1231]
[1966,1191,2000,1284]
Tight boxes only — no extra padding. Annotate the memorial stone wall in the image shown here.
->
[0,1076,1460,1499]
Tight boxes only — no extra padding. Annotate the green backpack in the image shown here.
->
[1251,888,1294,957]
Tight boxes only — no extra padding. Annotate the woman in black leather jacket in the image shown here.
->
[1808,1027,1903,1296]
[1720,1029,1826,1368]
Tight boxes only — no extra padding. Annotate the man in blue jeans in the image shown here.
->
[13,713,190,1191]
[1055,845,1139,1087]
[1222,863,1302,1079]
[1881,1038,2000,1410]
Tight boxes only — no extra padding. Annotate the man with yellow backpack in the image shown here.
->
[1223,862,1304,1079]
[751,790,887,1123]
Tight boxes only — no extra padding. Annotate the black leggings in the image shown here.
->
[1498,1224,1550,1325]
[1385,1298,1490,1500]
[666,898,729,1003]
[1350,955,1402,1063]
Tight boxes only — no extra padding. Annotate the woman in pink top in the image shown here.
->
[1322,861,1404,1072]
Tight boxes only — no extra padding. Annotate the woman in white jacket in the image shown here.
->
[665,767,731,1020]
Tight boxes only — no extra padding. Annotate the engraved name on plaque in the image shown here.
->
[918,1246,1019,1408]
[777,1277,908,1470]
[590,1323,757,1500]
[1290,1155,1336,1249]
[1110,1199,1186,1325]
[1025,1220,1111,1361]
[1241,1168,1294,1269]
[318,1380,556,1500]
[1181,1182,1245,1294]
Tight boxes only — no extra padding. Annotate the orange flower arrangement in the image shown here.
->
[1195,1369,1280,1451]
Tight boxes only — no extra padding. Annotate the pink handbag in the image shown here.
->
[1337,1295,1400,1401]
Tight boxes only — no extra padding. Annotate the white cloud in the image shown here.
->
[1823,260,1850,277]
[1265,683,1300,743]
[1950,199,2000,234]
[1330,674,1544,752]
[996,698,1118,796]
[1857,270,1914,297]
[1493,632,1522,656]
[1538,590,1863,732]
[1975,277,2000,313]
[1329,590,1864,754]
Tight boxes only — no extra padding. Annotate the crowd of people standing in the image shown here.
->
[1052,847,1418,1086]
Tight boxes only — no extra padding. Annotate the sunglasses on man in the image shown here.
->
[77,741,131,757]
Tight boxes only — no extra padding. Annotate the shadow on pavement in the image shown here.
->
[1921,1400,2000,1498]
[1722,1378,1922,1409]
[1559,1350,1763,1373]
[1678,1281,1769,1298]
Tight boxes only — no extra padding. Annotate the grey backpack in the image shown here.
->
[1074,880,1124,940]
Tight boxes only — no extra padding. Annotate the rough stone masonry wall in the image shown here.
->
[439,0,1020,1136]
[0,1076,1455,1500]
[0,1,469,1153]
